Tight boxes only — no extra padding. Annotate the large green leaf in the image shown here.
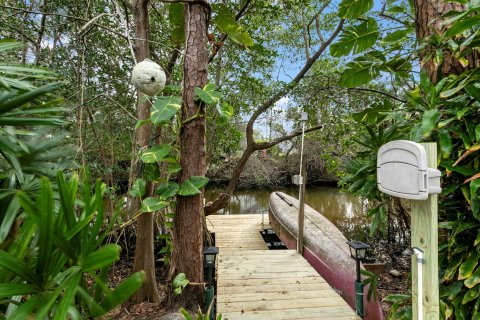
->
[331,18,379,57]
[459,251,480,280]
[195,83,222,105]
[0,283,37,298]
[129,178,146,198]
[140,145,172,163]
[82,245,121,272]
[0,197,20,243]
[0,250,40,286]
[420,109,440,137]
[156,182,179,200]
[141,197,167,213]
[0,82,63,114]
[212,4,254,47]
[465,267,480,288]
[0,39,22,52]
[151,96,181,125]
[95,271,145,316]
[445,14,480,37]
[216,102,234,122]
[338,0,374,19]
[339,60,381,87]
[439,128,453,159]
[177,176,209,196]
[36,177,55,278]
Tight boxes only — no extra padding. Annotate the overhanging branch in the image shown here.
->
[254,124,323,150]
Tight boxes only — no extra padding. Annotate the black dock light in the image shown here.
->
[347,240,370,318]
[203,246,219,319]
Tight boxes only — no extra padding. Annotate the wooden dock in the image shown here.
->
[207,214,359,320]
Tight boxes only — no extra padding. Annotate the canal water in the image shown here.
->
[205,185,371,240]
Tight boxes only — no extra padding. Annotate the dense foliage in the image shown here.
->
[338,0,480,317]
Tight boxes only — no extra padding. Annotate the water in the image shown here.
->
[205,185,371,240]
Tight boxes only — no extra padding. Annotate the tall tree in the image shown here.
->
[169,0,209,308]
[129,0,161,304]
[413,0,478,83]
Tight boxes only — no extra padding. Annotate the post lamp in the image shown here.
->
[346,240,370,318]
[203,246,219,319]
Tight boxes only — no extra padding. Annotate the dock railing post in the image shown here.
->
[297,112,307,255]
[411,143,439,320]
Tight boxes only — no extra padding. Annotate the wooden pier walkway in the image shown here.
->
[207,214,359,320]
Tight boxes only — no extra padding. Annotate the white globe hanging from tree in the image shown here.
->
[131,59,166,96]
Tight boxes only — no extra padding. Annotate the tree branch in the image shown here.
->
[1,5,128,40]
[246,19,345,136]
[307,1,330,45]
[254,124,323,150]
[208,0,252,62]
[347,87,407,103]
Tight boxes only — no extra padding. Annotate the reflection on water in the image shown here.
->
[205,186,371,240]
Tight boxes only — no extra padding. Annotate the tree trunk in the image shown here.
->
[130,0,161,304]
[169,1,209,309]
[414,0,478,83]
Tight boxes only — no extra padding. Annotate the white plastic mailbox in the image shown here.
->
[377,140,441,200]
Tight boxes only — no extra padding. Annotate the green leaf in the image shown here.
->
[465,267,480,288]
[459,251,480,280]
[95,271,146,317]
[173,272,189,295]
[167,162,181,174]
[140,145,172,163]
[445,14,480,37]
[135,119,151,130]
[144,163,160,181]
[156,182,179,199]
[462,286,480,304]
[177,176,209,196]
[36,177,55,277]
[338,0,374,18]
[129,178,146,197]
[439,129,453,159]
[381,29,411,43]
[216,102,234,121]
[441,281,464,299]
[0,250,40,286]
[384,57,412,78]
[0,283,37,298]
[212,4,253,47]
[420,109,440,137]
[195,83,222,105]
[141,197,167,213]
[0,82,63,114]
[82,245,121,272]
[330,18,379,57]
[151,96,181,125]
[339,60,381,87]
[0,197,20,243]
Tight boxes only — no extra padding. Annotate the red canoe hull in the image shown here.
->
[269,192,384,320]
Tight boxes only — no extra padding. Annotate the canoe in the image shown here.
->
[268,192,384,320]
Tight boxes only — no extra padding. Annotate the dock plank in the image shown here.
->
[207,214,359,320]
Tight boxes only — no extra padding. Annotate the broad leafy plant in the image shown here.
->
[0,173,145,319]
[0,40,72,253]
[129,82,232,266]
[340,0,480,317]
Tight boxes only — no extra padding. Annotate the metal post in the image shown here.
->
[297,113,307,255]
[205,285,215,320]
[355,280,364,318]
